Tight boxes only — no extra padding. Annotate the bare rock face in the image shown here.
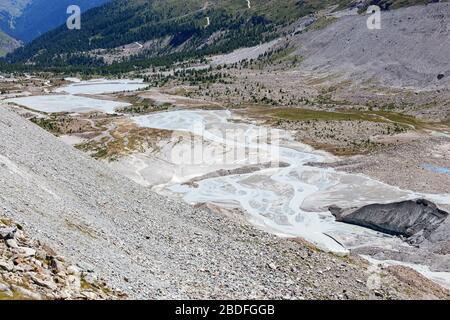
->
[329,199,449,239]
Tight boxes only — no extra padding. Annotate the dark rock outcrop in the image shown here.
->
[329,199,449,239]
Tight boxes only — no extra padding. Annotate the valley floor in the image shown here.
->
[3,106,443,300]
[1,1,450,301]
[1,67,450,299]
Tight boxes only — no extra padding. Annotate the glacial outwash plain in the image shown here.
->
[1,0,450,300]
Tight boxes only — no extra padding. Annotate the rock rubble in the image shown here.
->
[0,218,125,300]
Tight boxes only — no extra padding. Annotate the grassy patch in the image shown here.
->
[259,107,380,122]
[80,274,119,296]
[306,16,338,32]
[30,115,105,136]
[117,102,171,114]
[65,219,98,239]
[0,281,34,301]
[76,126,171,160]
[0,289,26,300]
[362,110,423,128]
[252,107,429,130]
[30,117,61,135]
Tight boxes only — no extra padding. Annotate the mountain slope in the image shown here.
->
[290,2,450,89]
[0,0,110,43]
[0,30,20,57]
[0,0,31,18]
[5,0,354,71]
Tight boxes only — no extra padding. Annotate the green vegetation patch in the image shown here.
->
[30,117,61,134]
[262,108,380,122]
[256,107,428,130]
[363,110,423,128]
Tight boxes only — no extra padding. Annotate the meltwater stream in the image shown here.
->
[11,74,449,287]
[133,109,450,254]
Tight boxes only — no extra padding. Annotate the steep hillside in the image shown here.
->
[1,105,446,299]
[0,30,20,57]
[0,0,110,43]
[290,2,450,89]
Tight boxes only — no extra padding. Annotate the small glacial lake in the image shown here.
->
[422,164,450,174]
[6,78,146,114]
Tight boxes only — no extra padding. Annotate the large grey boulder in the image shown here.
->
[329,199,449,239]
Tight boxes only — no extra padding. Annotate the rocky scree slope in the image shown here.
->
[0,217,124,300]
[0,105,447,299]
